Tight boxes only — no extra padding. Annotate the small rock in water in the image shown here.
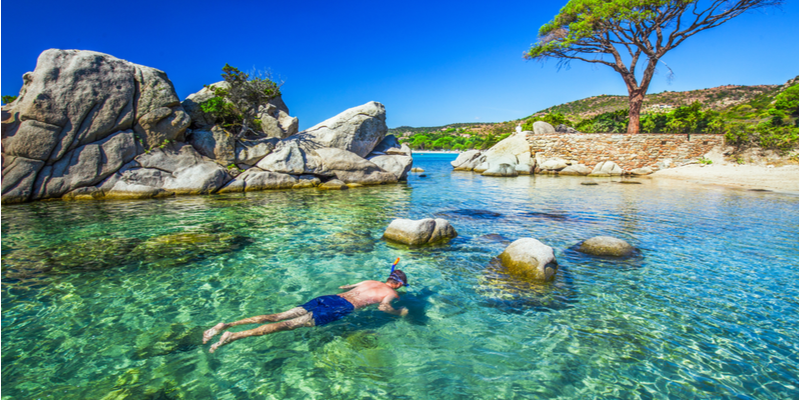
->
[618,181,642,184]
[419,174,427,177]
[411,167,425,172]
[498,238,558,282]
[318,179,349,190]
[581,182,599,186]
[577,236,635,257]
[383,218,457,245]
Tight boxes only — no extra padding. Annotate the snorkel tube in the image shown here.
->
[389,257,409,287]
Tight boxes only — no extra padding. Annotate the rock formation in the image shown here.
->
[498,238,558,281]
[577,236,636,257]
[383,218,457,246]
[2,49,410,204]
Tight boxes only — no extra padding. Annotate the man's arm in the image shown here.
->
[338,281,366,290]
[378,293,408,316]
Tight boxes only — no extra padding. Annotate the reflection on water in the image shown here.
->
[2,154,798,399]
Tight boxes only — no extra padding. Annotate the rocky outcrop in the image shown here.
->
[297,101,387,158]
[383,218,457,246]
[2,49,190,203]
[558,164,592,176]
[451,150,483,170]
[314,148,398,185]
[498,238,558,282]
[533,121,556,135]
[577,236,636,257]
[367,135,413,180]
[630,167,653,175]
[2,50,410,204]
[453,131,534,177]
[589,161,623,176]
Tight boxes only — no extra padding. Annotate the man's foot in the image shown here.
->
[203,323,227,344]
[209,331,233,353]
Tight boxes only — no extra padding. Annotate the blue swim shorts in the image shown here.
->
[300,295,355,326]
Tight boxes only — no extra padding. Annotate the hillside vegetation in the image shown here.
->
[392,77,798,156]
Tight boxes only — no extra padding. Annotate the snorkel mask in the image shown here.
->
[388,257,409,287]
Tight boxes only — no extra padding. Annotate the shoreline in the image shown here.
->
[412,150,461,154]
[650,163,799,195]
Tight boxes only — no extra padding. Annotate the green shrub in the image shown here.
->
[1,95,17,105]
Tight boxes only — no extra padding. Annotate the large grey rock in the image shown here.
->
[33,130,138,199]
[369,134,411,157]
[1,155,45,204]
[313,147,397,185]
[132,66,191,148]
[257,103,298,139]
[383,218,457,245]
[540,158,569,171]
[298,101,387,158]
[217,168,297,193]
[256,139,328,175]
[235,137,279,166]
[559,164,592,176]
[589,161,623,176]
[317,179,348,190]
[555,124,579,133]
[1,49,193,203]
[4,49,137,163]
[475,131,532,174]
[458,154,487,171]
[103,145,231,199]
[482,163,518,177]
[578,236,635,257]
[451,150,482,169]
[498,238,558,281]
[189,126,236,166]
[368,154,413,180]
[533,121,556,135]
[181,81,228,128]
[515,152,535,174]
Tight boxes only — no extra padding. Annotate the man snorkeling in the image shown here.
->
[204,269,409,353]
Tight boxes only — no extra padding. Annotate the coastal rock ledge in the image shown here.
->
[1,49,412,204]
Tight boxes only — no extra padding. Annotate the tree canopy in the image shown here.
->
[526,0,783,133]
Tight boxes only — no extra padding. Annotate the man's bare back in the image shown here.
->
[337,280,408,315]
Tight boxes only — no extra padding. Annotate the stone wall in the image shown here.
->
[528,133,725,170]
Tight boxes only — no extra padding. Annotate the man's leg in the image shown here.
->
[203,307,308,344]
[209,313,315,353]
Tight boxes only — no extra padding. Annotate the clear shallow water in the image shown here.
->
[2,153,798,399]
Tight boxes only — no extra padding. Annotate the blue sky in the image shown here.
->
[2,0,797,130]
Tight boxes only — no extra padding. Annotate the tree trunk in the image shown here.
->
[627,90,645,134]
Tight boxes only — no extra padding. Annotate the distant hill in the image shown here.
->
[389,77,798,138]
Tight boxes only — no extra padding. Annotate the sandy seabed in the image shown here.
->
[650,163,799,194]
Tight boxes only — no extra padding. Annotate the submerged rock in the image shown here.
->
[577,236,636,257]
[129,231,250,268]
[498,238,558,282]
[317,179,348,190]
[2,237,142,279]
[383,218,457,246]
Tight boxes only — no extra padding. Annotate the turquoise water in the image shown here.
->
[2,153,798,399]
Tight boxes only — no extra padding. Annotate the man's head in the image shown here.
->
[387,269,408,288]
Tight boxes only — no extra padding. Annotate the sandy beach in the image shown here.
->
[651,163,799,194]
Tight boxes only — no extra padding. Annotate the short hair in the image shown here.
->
[388,269,408,286]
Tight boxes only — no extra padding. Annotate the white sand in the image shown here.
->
[651,164,799,194]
